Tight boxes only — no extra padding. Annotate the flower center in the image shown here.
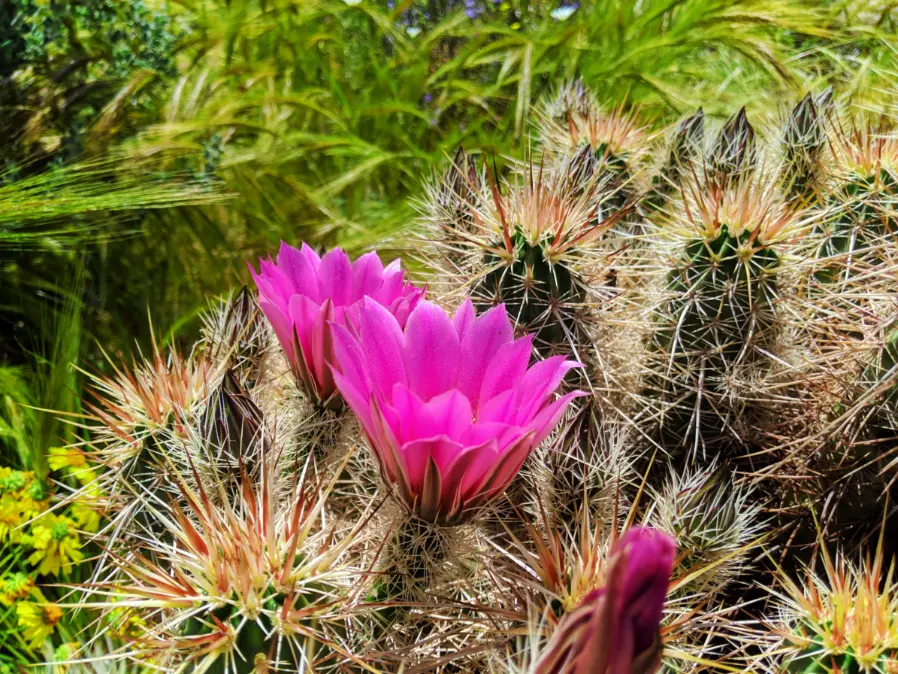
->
[51,522,70,541]
[43,604,63,626]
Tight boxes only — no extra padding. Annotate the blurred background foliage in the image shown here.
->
[1,0,897,471]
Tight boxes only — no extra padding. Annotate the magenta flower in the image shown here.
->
[534,527,676,674]
[328,298,584,524]
[251,243,423,407]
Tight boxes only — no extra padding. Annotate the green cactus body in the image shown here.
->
[477,227,587,356]
[658,473,755,593]
[590,141,632,215]
[782,93,826,205]
[645,108,705,212]
[853,318,898,503]
[184,591,328,673]
[816,170,898,285]
[784,632,898,674]
[711,107,757,182]
[651,224,779,454]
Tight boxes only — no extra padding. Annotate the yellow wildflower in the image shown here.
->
[0,468,28,494]
[0,494,23,543]
[18,477,51,519]
[70,484,102,534]
[48,447,97,485]
[0,572,35,607]
[28,514,84,576]
[17,601,63,649]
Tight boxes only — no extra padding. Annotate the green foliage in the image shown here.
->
[0,368,36,470]
[1,0,178,164]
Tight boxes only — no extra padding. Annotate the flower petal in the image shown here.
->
[404,300,460,401]
[351,251,385,300]
[469,431,534,504]
[377,258,406,302]
[424,389,473,444]
[478,334,534,411]
[288,295,321,376]
[452,298,476,342]
[318,248,353,306]
[526,391,586,446]
[358,299,408,397]
[277,242,320,300]
[258,298,295,363]
[390,384,435,444]
[456,304,515,409]
[511,357,581,425]
[399,436,465,496]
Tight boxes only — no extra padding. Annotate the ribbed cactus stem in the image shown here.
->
[781,93,826,204]
[543,399,621,527]
[645,108,704,210]
[816,169,898,286]
[784,638,898,674]
[183,601,314,673]
[651,223,779,453]
[711,107,756,181]
[375,516,452,605]
[476,227,587,356]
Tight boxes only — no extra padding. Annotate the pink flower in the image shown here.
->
[251,243,423,407]
[328,297,584,524]
[534,528,676,674]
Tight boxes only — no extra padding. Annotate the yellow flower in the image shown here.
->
[17,601,63,649]
[70,498,101,534]
[28,514,84,577]
[48,447,97,485]
[18,477,52,519]
[67,481,103,534]
[0,572,35,607]
[0,468,28,494]
[0,494,24,543]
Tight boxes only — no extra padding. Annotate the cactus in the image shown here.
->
[422,146,483,266]
[781,93,828,205]
[202,285,269,386]
[538,101,650,234]
[87,455,358,674]
[199,369,266,477]
[647,175,787,457]
[645,108,705,211]
[466,158,618,360]
[47,82,898,674]
[710,107,757,182]
[814,125,898,288]
[537,400,636,529]
[542,79,595,122]
[649,464,764,595]
[771,533,898,674]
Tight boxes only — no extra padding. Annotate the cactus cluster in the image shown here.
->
[41,82,898,673]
